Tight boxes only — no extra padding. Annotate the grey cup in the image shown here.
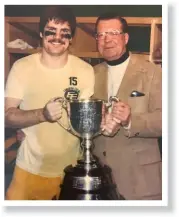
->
[57,97,121,200]
[68,99,103,139]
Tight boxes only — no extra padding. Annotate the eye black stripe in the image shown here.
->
[44,30,56,36]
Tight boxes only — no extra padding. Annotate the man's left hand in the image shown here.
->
[101,113,121,136]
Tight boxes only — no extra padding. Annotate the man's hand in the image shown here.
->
[101,113,121,136]
[43,97,63,122]
[112,101,131,127]
[16,129,26,142]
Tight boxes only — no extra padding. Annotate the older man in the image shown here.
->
[93,13,162,200]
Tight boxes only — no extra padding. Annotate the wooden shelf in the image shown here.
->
[7,48,102,58]
[8,48,40,54]
[8,48,150,59]
[5,16,162,25]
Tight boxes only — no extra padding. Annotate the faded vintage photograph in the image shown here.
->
[4,5,163,203]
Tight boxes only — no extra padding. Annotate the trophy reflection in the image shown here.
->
[57,98,122,200]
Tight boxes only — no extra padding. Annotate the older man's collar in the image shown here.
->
[106,50,129,66]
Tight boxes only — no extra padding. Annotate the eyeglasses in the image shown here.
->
[95,30,124,40]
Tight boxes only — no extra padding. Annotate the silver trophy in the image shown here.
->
[56,97,124,200]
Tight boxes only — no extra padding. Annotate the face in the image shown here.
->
[96,19,129,61]
[40,20,72,57]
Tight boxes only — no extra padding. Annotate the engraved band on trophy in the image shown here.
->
[55,96,124,200]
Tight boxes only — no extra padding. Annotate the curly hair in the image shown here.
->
[39,5,76,38]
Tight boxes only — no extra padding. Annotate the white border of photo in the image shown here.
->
[1,0,175,216]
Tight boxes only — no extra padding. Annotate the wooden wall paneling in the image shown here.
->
[5,20,10,82]
[69,25,97,53]
[149,19,162,63]
[9,23,39,47]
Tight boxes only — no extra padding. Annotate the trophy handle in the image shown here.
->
[108,96,120,104]
[56,98,78,137]
[103,96,120,110]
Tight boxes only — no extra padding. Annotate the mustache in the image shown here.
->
[48,39,65,45]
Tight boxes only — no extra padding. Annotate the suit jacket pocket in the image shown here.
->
[127,96,148,113]
[136,148,161,165]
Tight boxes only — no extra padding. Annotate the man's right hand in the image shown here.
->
[43,97,63,122]
[16,129,26,142]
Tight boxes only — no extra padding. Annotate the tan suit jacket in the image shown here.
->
[93,54,162,200]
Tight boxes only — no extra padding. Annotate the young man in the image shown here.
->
[93,13,162,200]
[5,6,94,200]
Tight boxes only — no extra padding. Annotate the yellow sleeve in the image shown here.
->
[5,61,26,100]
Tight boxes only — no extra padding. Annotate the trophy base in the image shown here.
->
[57,161,125,200]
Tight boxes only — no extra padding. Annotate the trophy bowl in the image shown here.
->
[68,99,103,139]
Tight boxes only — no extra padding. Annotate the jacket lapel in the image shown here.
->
[116,55,141,102]
[94,54,143,102]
